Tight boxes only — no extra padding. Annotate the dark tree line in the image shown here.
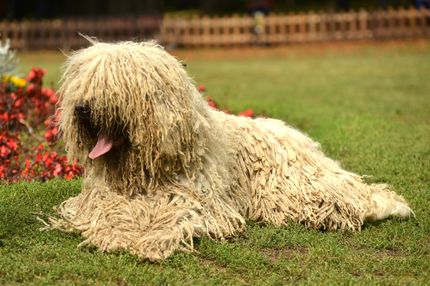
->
[0,0,422,20]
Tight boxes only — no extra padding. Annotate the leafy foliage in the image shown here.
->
[0,67,82,182]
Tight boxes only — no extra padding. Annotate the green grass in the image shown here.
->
[2,43,429,285]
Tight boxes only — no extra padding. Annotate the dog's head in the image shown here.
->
[58,40,209,193]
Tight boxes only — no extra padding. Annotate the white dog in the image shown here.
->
[50,40,412,261]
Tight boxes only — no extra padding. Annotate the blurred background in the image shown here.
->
[1,0,430,19]
[0,0,429,50]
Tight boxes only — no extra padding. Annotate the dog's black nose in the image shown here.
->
[75,104,91,119]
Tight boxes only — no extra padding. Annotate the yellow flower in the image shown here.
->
[10,76,26,87]
[2,75,26,87]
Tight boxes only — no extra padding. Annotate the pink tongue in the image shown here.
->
[89,134,114,159]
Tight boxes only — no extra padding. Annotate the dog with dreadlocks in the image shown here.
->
[49,39,413,261]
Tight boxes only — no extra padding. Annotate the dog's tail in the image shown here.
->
[365,184,414,221]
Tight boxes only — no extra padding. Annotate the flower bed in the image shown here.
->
[0,68,82,182]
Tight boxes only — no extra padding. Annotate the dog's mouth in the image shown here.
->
[89,134,124,159]
[75,103,129,160]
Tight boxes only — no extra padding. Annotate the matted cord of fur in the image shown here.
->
[46,39,413,261]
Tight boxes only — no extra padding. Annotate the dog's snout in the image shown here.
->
[75,104,91,118]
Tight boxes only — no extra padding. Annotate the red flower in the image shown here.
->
[197,84,206,92]
[26,83,36,95]
[0,145,9,157]
[49,94,58,105]
[6,139,18,150]
[13,98,24,108]
[0,165,5,178]
[2,113,9,122]
[206,96,219,109]
[53,163,62,176]
[26,67,46,84]
[238,109,254,118]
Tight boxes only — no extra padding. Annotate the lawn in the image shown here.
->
[1,41,429,285]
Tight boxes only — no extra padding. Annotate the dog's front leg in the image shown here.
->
[132,188,246,261]
[135,228,189,261]
[132,195,204,261]
[133,208,202,261]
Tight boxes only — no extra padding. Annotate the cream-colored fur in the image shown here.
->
[49,40,413,261]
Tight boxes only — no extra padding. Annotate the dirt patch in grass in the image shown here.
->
[198,256,250,284]
[261,246,308,263]
[351,245,405,258]
[199,256,227,268]
[375,248,404,257]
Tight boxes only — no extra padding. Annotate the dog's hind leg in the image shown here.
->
[365,184,413,221]
[252,118,414,224]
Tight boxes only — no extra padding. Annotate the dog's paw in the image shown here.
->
[135,231,180,261]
